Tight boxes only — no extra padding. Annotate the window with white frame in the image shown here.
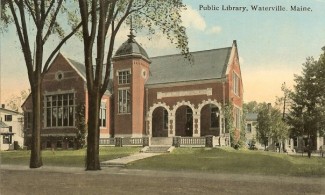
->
[5,115,12,121]
[118,89,131,113]
[99,102,107,127]
[118,70,131,84]
[246,123,252,132]
[233,72,240,96]
[45,93,75,127]
[210,105,220,128]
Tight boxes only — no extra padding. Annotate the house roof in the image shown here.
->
[146,47,232,85]
[0,107,22,115]
[0,121,9,128]
[246,113,258,121]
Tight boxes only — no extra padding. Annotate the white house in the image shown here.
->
[0,105,24,150]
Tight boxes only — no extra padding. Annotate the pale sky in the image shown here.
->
[1,0,325,105]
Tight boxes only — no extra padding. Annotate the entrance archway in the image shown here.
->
[175,105,193,136]
[152,107,168,137]
[200,104,220,136]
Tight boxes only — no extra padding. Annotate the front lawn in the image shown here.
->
[127,147,325,177]
[0,147,141,167]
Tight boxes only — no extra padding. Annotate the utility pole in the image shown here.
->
[282,82,287,120]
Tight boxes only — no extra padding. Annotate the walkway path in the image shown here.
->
[101,152,162,167]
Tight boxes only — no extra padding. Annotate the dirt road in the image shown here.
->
[1,165,324,195]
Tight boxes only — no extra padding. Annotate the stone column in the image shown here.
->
[115,137,123,147]
[168,114,175,137]
[173,136,181,147]
[205,135,214,148]
[142,136,150,147]
[170,114,176,137]
[193,114,200,137]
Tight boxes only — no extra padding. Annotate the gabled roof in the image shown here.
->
[0,121,9,128]
[67,58,87,80]
[246,113,258,121]
[146,47,232,85]
[0,107,22,115]
[64,56,113,94]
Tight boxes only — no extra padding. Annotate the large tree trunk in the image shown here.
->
[86,91,101,170]
[29,79,43,168]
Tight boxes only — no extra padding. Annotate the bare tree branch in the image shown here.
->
[9,1,34,83]
[42,0,64,44]
[44,0,55,20]
[24,0,37,25]
[43,22,83,73]
[33,0,40,27]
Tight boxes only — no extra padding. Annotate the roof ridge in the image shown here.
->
[150,47,232,59]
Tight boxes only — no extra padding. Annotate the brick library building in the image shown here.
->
[22,33,243,149]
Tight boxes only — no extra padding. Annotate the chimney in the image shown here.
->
[1,104,5,109]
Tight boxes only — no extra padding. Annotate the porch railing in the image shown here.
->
[99,138,115,145]
[180,137,206,146]
[99,137,147,147]
[122,137,143,146]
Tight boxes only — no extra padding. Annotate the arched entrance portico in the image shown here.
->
[175,105,193,137]
[152,107,169,137]
[197,99,223,137]
[146,102,172,137]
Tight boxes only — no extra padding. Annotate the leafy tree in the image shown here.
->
[243,101,266,114]
[77,0,190,170]
[1,1,81,168]
[275,82,291,120]
[243,101,259,113]
[256,103,272,150]
[76,104,86,149]
[224,103,234,146]
[256,103,289,150]
[288,47,325,141]
[5,90,29,111]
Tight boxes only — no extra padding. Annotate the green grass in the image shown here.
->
[0,147,140,167]
[127,147,325,177]
[1,147,324,177]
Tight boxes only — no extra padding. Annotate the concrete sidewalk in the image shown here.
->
[100,152,163,167]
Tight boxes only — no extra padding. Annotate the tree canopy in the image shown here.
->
[288,47,325,138]
[76,0,191,170]
[1,0,81,168]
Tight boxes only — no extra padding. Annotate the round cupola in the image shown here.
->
[114,30,150,62]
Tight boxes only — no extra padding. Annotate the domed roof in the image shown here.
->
[114,32,149,60]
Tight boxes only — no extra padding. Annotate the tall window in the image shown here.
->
[118,70,130,84]
[233,72,240,96]
[235,107,241,129]
[99,102,107,127]
[163,109,168,130]
[246,123,252,132]
[210,105,220,128]
[118,89,131,113]
[45,93,75,127]
[5,115,12,121]
[186,107,193,129]
[24,112,32,129]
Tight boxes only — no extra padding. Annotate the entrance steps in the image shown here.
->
[141,146,174,153]
[150,137,173,146]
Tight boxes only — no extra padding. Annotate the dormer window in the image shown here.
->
[118,70,131,84]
